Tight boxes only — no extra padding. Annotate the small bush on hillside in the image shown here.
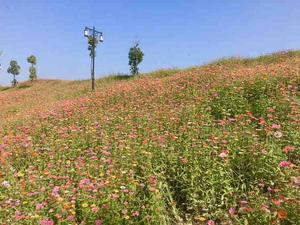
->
[17,83,32,89]
[147,69,180,78]
[0,86,10,91]
[107,74,132,80]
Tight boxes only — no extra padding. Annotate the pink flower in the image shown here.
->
[219,150,229,159]
[240,200,248,206]
[121,189,129,193]
[111,193,119,200]
[292,176,300,187]
[27,192,39,197]
[271,124,281,130]
[67,215,75,222]
[229,207,236,216]
[39,219,54,225]
[79,178,91,189]
[91,207,99,213]
[261,204,270,213]
[279,161,291,168]
[101,204,109,209]
[106,159,113,165]
[15,211,25,221]
[2,180,11,188]
[51,186,60,198]
[95,220,103,225]
[102,150,111,156]
[132,211,140,217]
[36,203,45,210]
[207,220,215,225]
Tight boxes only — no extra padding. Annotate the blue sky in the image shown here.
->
[0,0,299,85]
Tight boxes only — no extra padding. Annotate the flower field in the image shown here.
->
[0,51,299,224]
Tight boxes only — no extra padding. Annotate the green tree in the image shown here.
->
[27,55,37,81]
[88,37,98,57]
[7,60,20,87]
[128,43,144,76]
[29,67,36,81]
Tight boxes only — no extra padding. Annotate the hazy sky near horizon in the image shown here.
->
[0,0,299,85]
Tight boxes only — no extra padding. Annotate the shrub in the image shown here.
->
[17,83,32,89]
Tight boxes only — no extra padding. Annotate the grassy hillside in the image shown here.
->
[0,51,299,224]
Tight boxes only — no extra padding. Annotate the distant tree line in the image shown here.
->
[4,55,38,87]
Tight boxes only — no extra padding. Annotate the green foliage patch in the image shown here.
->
[210,78,291,121]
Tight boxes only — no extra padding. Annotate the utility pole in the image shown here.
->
[84,26,104,91]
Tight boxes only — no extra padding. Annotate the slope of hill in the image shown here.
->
[0,51,299,224]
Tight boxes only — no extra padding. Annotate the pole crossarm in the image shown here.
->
[84,26,103,38]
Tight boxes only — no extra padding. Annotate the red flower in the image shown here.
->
[279,161,291,168]
[272,199,281,206]
[283,146,295,154]
[95,220,103,225]
[277,209,287,220]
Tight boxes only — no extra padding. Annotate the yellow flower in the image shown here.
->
[194,216,206,222]
[31,214,40,219]
[17,172,24,177]
[82,203,88,208]
[57,197,64,202]
[63,203,71,209]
